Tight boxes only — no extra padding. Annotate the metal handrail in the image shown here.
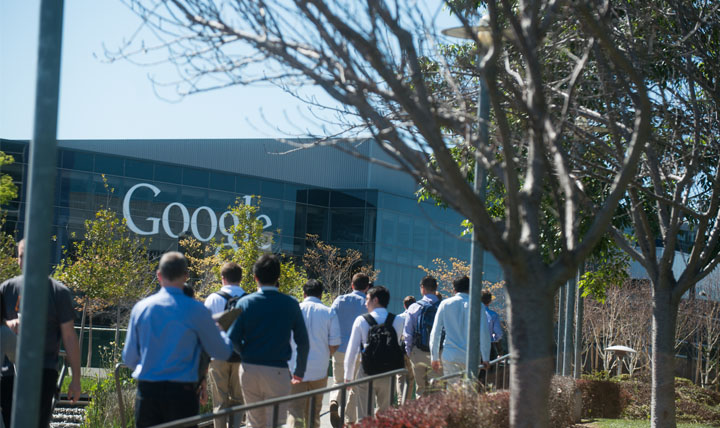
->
[115,363,407,428]
[428,353,511,391]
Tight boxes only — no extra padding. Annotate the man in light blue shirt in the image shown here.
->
[482,290,504,359]
[288,279,341,428]
[429,276,490,376]
[123,252,233,428]
[328,273,370,427]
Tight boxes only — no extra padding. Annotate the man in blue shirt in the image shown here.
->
[482,290,504,359]
[328,273,370,427]
[123,252,234,428]
[403,275,441,397]
[227,254,309,428]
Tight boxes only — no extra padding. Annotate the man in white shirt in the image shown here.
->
[429,276,490,376]
[344,286,405,419]
[203,262,247,428]
[288,279,341,428]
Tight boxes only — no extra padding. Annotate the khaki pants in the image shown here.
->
[287,377,327,428]
[354,367,393,421]
[396,355,413,403]
[409,348,437,397]
[208,360,243,428]
[239,362,290,428]
[330,351,358,423]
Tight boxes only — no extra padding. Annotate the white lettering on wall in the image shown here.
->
[122,182,273,248]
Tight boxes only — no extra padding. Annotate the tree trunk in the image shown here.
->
[507,278,555,428]
[113,305,120,364]
[86,314,93,369]
[651,283,678,428]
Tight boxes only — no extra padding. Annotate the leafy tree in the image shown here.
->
[183,198,307,300]
[112,1,653,425]
[54,208,156,366]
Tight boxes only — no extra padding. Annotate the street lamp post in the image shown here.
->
[442,19,492,380]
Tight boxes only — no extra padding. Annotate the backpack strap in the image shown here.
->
[215,290,233,300]
[362,313,377,327]
[384,313,396,327]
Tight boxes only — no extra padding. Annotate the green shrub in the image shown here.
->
[549,376,578,427]
[83,370,136,428]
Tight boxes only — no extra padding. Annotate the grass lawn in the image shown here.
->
[584,418,717,428]
[59,375,102,394]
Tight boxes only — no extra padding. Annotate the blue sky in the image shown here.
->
[1,1,457,141]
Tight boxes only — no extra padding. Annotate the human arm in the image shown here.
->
[329,312,341,355]
[429,303,444,364]
[343,317,363,383]
[291,304,310,380]
[480,305,491,364]
[403,305,417,355]
[122,309,140,370]
[196,306,233,360]
[4,318,18,334]
[60,320,81,403]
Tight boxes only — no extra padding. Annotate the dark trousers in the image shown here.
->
[0,369,58,428]
[135,381,199,428]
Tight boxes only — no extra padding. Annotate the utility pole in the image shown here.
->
[10,2,64,428]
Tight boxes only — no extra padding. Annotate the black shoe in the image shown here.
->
[329,400,341,428]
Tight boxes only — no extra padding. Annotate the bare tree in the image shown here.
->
[591,2,720,425]
[111,1,652,425]
[302,234,378,301]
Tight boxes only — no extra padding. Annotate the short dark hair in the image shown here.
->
[159,252,188,281]
[351,273,370,291]
[453,276,470,293]
[221,262,243,284]
[366,285,390,308]
[481,290,493,305]
[253,254,281,285]
[420,276,438,292]
[403,295,416,310]
[182,284,195,298]
[304,279,324,298]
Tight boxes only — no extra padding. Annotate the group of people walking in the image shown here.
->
[0,241,504,428]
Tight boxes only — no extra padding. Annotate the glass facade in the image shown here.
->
[0,139,480,313]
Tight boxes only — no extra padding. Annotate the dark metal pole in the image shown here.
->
[573,263,586,379]
[562,272,577,376]
[466,77,489,380]
[10,1,64,427]
[556,285,565,373]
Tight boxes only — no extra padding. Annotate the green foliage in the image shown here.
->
[54,207,156,313]
[82,369,136,428]
[0,151,18,206]
[579,248,631,303]
[0,214,20,281]
[184,198,307,300]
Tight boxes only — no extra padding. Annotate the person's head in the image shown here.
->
[253,254,281,286]
[182,284,195,298]
[366,285,390,311]
[420,275,438,295]
[221,262,243,285]
[436,291,443,301]
[303,279,324,299]
[453,276,470,294]
[403,295,416,310]
[481,290,493,305]
[158,252,189,287]
[351,273,370,292]
[16,239,24,268]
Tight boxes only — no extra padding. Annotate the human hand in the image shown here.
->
[67,377,81,403]
[481,361,490,370]
[198,379,208,405]
[431,360,442,372]
[6,319,19,334]
[291,375,303,385]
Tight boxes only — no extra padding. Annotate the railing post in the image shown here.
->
[367,380,374,417]
[115,364,127,428]
[308,395,317,428]
[340,385,347,423]
[271,404,279,428]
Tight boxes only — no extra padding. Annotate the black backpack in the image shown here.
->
[360,313,405,375]
[412,300,440,352]
[215,290,243,310]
